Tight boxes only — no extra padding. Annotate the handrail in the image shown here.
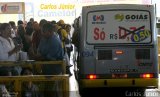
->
[0,75,69,97]
[0,60,69,97]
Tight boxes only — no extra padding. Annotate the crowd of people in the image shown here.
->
[0,17,81,97]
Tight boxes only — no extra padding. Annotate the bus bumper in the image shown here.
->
[80,78,158,88]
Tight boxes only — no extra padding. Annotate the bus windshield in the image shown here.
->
[86,10,152,44]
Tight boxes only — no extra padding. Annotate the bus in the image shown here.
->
[76,4,159,94]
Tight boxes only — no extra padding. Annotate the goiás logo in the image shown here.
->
[115,14,148,22]
[115,14,124,21]
[92,15,106,24]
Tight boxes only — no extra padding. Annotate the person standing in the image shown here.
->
[64,24,73,60]
[30,22,63,97]
[0,23,22,76]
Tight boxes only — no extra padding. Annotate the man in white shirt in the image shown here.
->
[0,23,22,76]
[0,35,17,61]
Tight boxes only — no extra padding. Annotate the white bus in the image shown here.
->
[77,4,159,95]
